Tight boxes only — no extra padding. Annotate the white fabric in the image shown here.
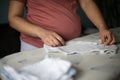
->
[20,40,38,51]
[0,57,76,80]
[44,40,118,55]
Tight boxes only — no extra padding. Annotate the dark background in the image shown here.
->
[0,0,120,58]
[0,0,20,58]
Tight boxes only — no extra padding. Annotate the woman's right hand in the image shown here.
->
[37,29,65,47]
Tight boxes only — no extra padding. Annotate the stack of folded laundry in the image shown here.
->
[44,40,118,55]
[0,57,76,80]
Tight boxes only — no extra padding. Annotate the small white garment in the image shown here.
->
[0,57,76,80]
[44,40,118,55]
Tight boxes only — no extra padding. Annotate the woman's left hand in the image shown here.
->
[99,29,115,45]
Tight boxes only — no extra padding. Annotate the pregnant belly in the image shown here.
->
[44,21,81,41]
[27,14,81,41]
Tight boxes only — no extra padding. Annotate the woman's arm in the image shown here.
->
[79,0,115,45]
[8,0,65,46]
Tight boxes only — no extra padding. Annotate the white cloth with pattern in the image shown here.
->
[44,40,118,55]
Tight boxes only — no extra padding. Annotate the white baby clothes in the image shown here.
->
[0,57,76,80]
[0,66,39,80]
[44,40,118,55]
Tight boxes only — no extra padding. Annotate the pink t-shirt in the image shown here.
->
[17,0,81,47]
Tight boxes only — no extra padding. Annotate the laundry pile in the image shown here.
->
[0,57,76,80]
[44,40,118,55]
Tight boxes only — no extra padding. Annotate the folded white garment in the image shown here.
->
[44,40,118,55]
[0,57,76,80]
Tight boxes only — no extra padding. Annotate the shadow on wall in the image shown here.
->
[94,0,120,28]
[77,3,98,35]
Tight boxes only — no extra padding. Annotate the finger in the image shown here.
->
[48,39,57,47]
[44,40,52,46]
[44,37,56,47]
[104,34,112,45]
[99,33,104,44]
[51,38,62,46]
[53,33,65,46]
[48,34,62,46]
[100,35,105,45]
[110,34,115,45]
[101,36,105,44]
[50,35,64,47]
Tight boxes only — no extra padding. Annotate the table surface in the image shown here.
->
[0,27,120,80]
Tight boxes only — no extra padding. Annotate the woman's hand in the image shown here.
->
[99,29,115,45]
[79,0,115,46]
[38,29,65,47]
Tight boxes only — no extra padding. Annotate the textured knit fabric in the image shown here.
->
[15,0,81,47]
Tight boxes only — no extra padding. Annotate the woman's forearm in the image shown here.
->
[79,0,108,31]
[8,15,45,38]
[8,0,46,38]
